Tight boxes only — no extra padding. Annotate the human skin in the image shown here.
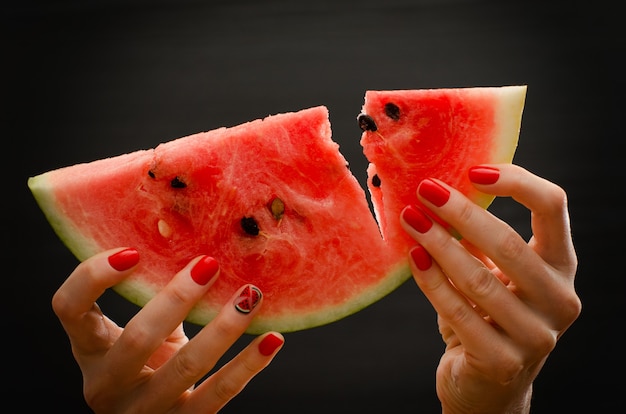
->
[52,252,284,413]
[51,163,579,414]
[401,164,581,414]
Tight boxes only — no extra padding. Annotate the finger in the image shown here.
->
[469,164,577,274]
[182,332,284,413]
[409,254,534,387]
[411,175,580,331]
[144,284,264,408]
[105,255,220,381]
[459,239,511,286]
[403,210,545,346]
[145,323,189,370]
[406,244,504,352]
[51,247,139,353]
[414,176,554,297]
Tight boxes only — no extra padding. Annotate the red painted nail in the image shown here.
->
[402,205,433,233]
[108,248,139,271]
[258,333,284,356]
[418,179,450,207]
[234,285,262,314]
[468,166,500,185]
[190,256,219,286]
[410,245,432,271]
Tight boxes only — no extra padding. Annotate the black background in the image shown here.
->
[4,0,623,412]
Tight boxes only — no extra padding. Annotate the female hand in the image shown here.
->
[52,248,284,414]
[400,164,581,414]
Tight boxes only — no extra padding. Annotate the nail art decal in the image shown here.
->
[234,285,262,314]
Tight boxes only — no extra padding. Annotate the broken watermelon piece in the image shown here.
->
[28,86,526,333]
[359,87,525,250]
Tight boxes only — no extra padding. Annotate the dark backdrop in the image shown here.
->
[5,0,623,412]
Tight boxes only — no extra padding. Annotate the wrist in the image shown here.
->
[505,385,533,414]
[440,385,533,414]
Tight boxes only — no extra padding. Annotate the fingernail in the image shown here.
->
[418,179,450,207]
[468,166,500,185]
[234,285,262,314]
[410,245,432,271]
[258,333,284,356]
[108,248,139,271]
[190,256,220,286]
[402,205,433,233]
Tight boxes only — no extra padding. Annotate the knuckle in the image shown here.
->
[468,345,524,385]
[173,347,203,383]
[534,328,558,356]
[211,315,237,340]
[497,228,527,262]
[166,284,194,308]
[545,183,568,211]
[118,323,151,354]
[457,197,476,224]
[213,376,243,402]
[443,300,474,327]
[239,354,259,375]
[51,289,71,319]
[538,182,569,218]
[523,325,557,360]
[491,351,524,385]
[429,227,455,254]
[464,266,496,299]
[79,258,101,281]
[559,290,583,327]
[515,319,558,362]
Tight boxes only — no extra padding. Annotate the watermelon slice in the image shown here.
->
[359,87,526,250]
[28,86,526,334]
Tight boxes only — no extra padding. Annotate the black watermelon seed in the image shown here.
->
[148,170,156,179]
[357,113,378,132]
[241,216,260,236]
[372,174,381,187]
[384,102,400,120]
[170,176,187,188]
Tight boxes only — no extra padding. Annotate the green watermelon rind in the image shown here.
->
[189,261,411,334]
[28,174,102,260]
[29,160,165,308]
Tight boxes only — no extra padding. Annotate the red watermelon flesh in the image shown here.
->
[28,86,526,333]
[360,86,526,250]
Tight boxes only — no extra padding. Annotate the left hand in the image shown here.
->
[52,250,283,413]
